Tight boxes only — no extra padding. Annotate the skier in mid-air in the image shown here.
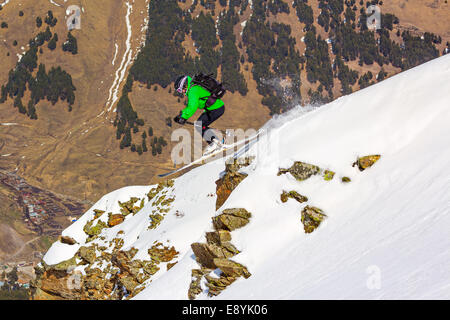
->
[173,74,226,155]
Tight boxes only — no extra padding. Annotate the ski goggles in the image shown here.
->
[176,76,188,94]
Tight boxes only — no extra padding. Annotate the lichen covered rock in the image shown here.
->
[215,157,253,210]
[213,258,252,279]
[108,214,125,227]
[353,155,381,171]
[212,208,251,231]
[118,197,144,216]
[77,245,97,264]
[323,170,335,181]
[83,219,107,242]
[280,190,308,204]
[301,206,327,233]
[278,161,321,181]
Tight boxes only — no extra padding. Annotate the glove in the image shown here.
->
[174,112,186,125]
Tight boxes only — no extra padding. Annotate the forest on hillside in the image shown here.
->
[112,0,448,152]
[0,10,78,119]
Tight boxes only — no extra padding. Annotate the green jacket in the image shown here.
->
[181,76,224,120]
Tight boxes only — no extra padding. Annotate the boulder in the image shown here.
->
[213,258,251,279]
[108,214,124,227]
[301,206,327,233]
[278,161,321,181]
[204,274,237,296]
[205,230,232,246]
[77,245,97,264]
[188,269,209,300]
[215,158,253,210]
[280,191,308,204]
[353,155,381,171]
[37,269,82,300]
[323,170,335,181]
[212,208,251,231]
[60,236,77,245]
[93,209,105,219]
[49,256,78,272]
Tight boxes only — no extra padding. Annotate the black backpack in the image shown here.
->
[191,73,226,108]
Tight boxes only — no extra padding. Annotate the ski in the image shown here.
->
[158,131,261,178]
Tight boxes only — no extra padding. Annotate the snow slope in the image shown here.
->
[44,54,450,299]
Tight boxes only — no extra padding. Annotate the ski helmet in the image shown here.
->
[174,75,188,94]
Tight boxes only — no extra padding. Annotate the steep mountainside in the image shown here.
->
[33,54,450,300]
[0,0,449,273]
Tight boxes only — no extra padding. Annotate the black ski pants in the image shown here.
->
[195,106,225,144]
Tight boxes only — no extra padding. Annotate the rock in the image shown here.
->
[213,258,251,279]
[49,256,78,272]
[301,206,327,234]
[205,230,232,246]
[93,209,105,219]
[188,269,207,300]
[148,213,164,229]
[60,235,77,245]
[118,197,142,216]
[212,208,251,231]
[37,269,82,300]
[147,180,174,201]
[108,214,125,227]
[191,243,218,269]
[83,219,107,241]
[280,191,308,204]
[352,155,381,171]
[323,170,335,181]
[77,246,97,264]
[167,261,177,270]
[204,274,237,296]
[278,161,321,181]
[215,158,253,210]
[148,244,179,263]
[118,275,139,293]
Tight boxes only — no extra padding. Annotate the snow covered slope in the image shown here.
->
[43,54,450,300]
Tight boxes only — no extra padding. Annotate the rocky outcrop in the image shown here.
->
[189,208,252,299]
[352,155,381,171]
[32,183,178,300]
[32,241,179,300]
[215,157,254,210]
[301,206,327,234]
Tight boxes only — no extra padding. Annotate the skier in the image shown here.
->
[173,74,225,155]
